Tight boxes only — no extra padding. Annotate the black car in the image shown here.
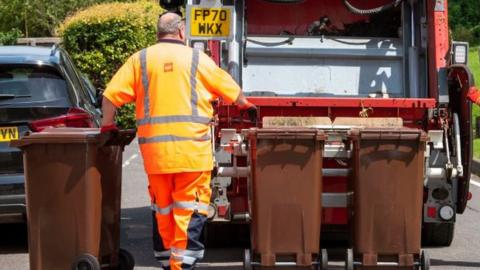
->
[0,45,102,223]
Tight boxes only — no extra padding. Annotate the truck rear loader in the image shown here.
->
[163,0,475,268]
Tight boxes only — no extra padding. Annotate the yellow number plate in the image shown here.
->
[0,126,19,142]
[189,7,232,38]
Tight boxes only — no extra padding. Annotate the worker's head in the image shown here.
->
[157,12,185,43]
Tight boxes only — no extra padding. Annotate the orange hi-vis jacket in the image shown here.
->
[103,39,241,174]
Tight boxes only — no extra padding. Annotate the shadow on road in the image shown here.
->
[431,258,480,268]
[120,206,252,267]
[120,206,351,269]
[120,206,159,268]
[0,223,28,254]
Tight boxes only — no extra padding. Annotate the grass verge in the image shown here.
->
[469,47,480,158]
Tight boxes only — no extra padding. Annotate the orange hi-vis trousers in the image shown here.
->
[148,171,211,270]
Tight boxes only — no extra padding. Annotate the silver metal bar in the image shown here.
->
[218,167,351,177]
[427,167,458,179]
[324,145,351,158]
[251,261,320,266]
[323,168,350,177]
[453,113,464,177]
[232,213,250,222]
[217,167,249,177]
[444,124,452,165]
[246,47,402,60]
[221,166,454,180]
[227,0,241,83]
[408,47,420,97]
[410,0,415,47]
[322,193,351,208]
[354,261,420,267]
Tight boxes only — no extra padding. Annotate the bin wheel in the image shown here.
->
[118,248,135,270]
[71,253,101,270]
[420,250,430,270]
[345,249,354,270]
[316,249,328,270]
[243,249,252,270]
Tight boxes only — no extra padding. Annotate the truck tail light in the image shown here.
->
[29,108,94,132]
[452,41,469,65]
[427,207,437,219]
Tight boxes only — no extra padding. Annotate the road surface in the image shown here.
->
[1,141,479,269]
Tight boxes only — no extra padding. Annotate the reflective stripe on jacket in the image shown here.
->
[103,39,241,173]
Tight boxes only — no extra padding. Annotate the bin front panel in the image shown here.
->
[352,129,426,257]
[98,145,123,266]
[249,129,324,258]
[24,143,102,270]
[14,128,135,270]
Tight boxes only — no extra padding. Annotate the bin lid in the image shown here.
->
[349,128,428,141]
[246,127,326,140]
[10,128,136,148]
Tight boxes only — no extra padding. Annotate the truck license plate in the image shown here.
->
[188,7,232,38]
[0,126,19,142]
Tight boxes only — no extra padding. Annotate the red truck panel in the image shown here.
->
[246,0,396,35]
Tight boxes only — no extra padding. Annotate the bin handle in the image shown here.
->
[102,129,136,147]
[359,133,424,141]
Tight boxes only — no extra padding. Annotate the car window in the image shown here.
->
[61,52,93,104]
[0,65,69,105]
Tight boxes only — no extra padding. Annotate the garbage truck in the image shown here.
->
[162,0,474,253]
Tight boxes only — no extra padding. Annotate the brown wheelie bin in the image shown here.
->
[244,128,328,270]
[346,128,430,270]
[11,128,136,270]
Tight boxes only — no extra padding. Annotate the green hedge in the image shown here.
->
[59,1,162,128]
[453,25,480,46]
[0,29,22,45]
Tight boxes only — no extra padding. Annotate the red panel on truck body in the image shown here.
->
[246,0,396,35]
[427,0,449,99]
[216,97,435,225]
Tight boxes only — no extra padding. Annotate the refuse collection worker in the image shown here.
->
[100,12,257,270]
[467,86,480,105]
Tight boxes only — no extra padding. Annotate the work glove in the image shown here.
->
[467,86,480,105]
[100,123,119,134]
[239,102,258,124]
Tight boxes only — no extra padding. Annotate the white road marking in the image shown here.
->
[122,154,138,168]
[471,179,480,188]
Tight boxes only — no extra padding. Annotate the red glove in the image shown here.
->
[100,124,119,133]
[467,86,480,104]
[238,102,258,124]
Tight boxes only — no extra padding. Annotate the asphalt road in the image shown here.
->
[1,141,480,270]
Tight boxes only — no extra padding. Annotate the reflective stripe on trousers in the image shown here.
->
[151,201,210,215]
[170,213,208,270]
[137,48,211,144]
[154,250,171,268]
[148,172,211,270]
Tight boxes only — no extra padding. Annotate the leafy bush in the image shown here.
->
[0,0,133,37]
[453,25,480,46]
[0,29,22,45]
[59,1,162,128]
[453,26,474,44]
[449,0,480,33]
[472,25,480,46]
